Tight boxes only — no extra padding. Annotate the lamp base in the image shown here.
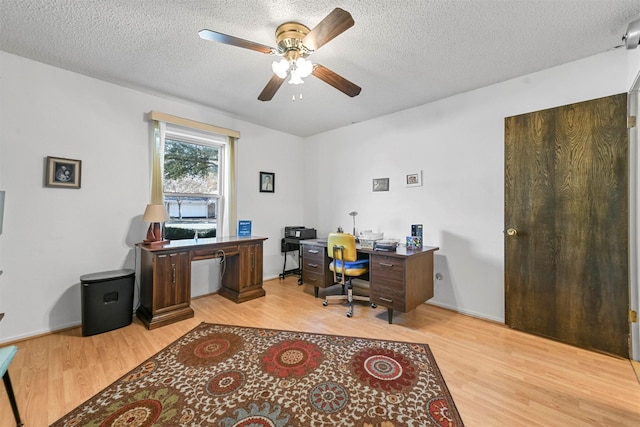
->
[143,222,169,246]
[142,239,169,246]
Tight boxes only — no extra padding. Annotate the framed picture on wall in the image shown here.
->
[372,178,389,192]
[260,171,275,193]
[45,156,82,189]
[405,171,423,187]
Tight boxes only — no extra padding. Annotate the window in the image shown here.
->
[148,111,239,239]
[163,127,225,240]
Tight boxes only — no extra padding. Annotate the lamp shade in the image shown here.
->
[272,58,289,78]
[143,204,169,223]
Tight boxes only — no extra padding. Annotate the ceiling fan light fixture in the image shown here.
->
[288,72,304,85]
[272,58,289,78]
[295,57,313,78]
[201,8,360,100]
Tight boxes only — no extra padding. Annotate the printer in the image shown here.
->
[284,226,317,240]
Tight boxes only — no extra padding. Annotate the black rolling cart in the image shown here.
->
[279,226,316,284]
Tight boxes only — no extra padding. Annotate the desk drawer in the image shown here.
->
[302,258,326,276]
[370,255,406,311]
[192,244,239,260]
[371,287,405,312]
[302,246,326,264]
[370,255,405,283]
[302,270,327,288]
[301,245,333,289]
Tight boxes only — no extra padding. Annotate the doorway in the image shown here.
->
[504,93,629,358]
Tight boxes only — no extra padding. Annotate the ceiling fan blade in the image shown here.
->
[258,74,286,101]
[303,8,354,51]
[199,29,275,54]
[312,64,361,97]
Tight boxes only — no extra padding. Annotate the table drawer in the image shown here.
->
[370,254,406,311]
[302,246,326,264]
[303,257,326,273]
[302,270,328,288]
[370,255,405,283]
[371,287,406,311]
[192,245,238,260]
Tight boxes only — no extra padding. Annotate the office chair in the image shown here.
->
[1,345,23,426]
[322,232,376,317]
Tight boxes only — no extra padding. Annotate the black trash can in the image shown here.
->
[80,269,135,336]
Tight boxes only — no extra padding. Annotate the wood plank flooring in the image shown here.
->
[1,276,639,426]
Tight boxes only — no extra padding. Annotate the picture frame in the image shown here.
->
[372,177,389,192]
[45,156,82,189]
[260,171,275,193]
[405,171,423,187]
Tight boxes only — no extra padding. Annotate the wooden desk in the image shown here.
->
[300,239,439,323]
[136,236,267,329]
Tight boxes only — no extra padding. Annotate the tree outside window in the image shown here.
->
[163,137,222,239]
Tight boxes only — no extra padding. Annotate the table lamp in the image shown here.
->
[349,211,358,237]
[143,203,169,245]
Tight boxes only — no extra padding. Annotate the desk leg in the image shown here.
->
[297,249,303,285]
[279,251,288,279]
[387,308,393,324]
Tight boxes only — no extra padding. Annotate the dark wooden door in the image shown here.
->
[505,93,629,358]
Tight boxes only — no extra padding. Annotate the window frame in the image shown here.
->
[162,127,227,239]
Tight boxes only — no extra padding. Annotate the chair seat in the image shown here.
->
[329,259,369,277]
[0,346,18,376]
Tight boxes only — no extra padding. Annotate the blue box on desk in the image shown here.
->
[238,220,252,237]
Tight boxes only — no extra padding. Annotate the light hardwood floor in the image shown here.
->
[1,276,639,426]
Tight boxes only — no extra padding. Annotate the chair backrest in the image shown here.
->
[327,233,358,262]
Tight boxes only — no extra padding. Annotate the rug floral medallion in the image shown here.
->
[52,323,464,426]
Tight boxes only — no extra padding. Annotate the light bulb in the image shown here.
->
[295,58,313,77]
[272,58,289,78]
[288,72,304,85]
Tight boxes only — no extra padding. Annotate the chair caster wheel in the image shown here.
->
[371,303,377,308]
[346,311,353,318]
[323,300,328,306]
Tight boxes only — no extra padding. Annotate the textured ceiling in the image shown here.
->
[2,1,640,137]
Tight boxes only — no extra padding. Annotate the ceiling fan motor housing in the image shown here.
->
[275,22,311,60]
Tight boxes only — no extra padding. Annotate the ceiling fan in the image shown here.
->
[199,8,361,101]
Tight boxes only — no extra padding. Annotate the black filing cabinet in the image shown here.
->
[80,269,135,336]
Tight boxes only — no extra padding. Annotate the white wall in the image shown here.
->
[304,47,640,325]
[2,46,639,347]
[0,52,304,342]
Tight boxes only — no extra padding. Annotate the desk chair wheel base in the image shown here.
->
[324,233,375,319]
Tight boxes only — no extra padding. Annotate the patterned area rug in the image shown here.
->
[51,323,464,426]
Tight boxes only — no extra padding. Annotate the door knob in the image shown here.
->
[506,228,517,236]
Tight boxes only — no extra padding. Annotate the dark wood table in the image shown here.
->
[300,239,439,323]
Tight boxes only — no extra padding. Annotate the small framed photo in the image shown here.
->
[260,171,275,193]
[372,178,389,192]
[45,156,82,189]
[405,171,423,187]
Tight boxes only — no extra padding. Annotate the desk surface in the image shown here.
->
[300,238,438,258]
[137,235,267,252]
